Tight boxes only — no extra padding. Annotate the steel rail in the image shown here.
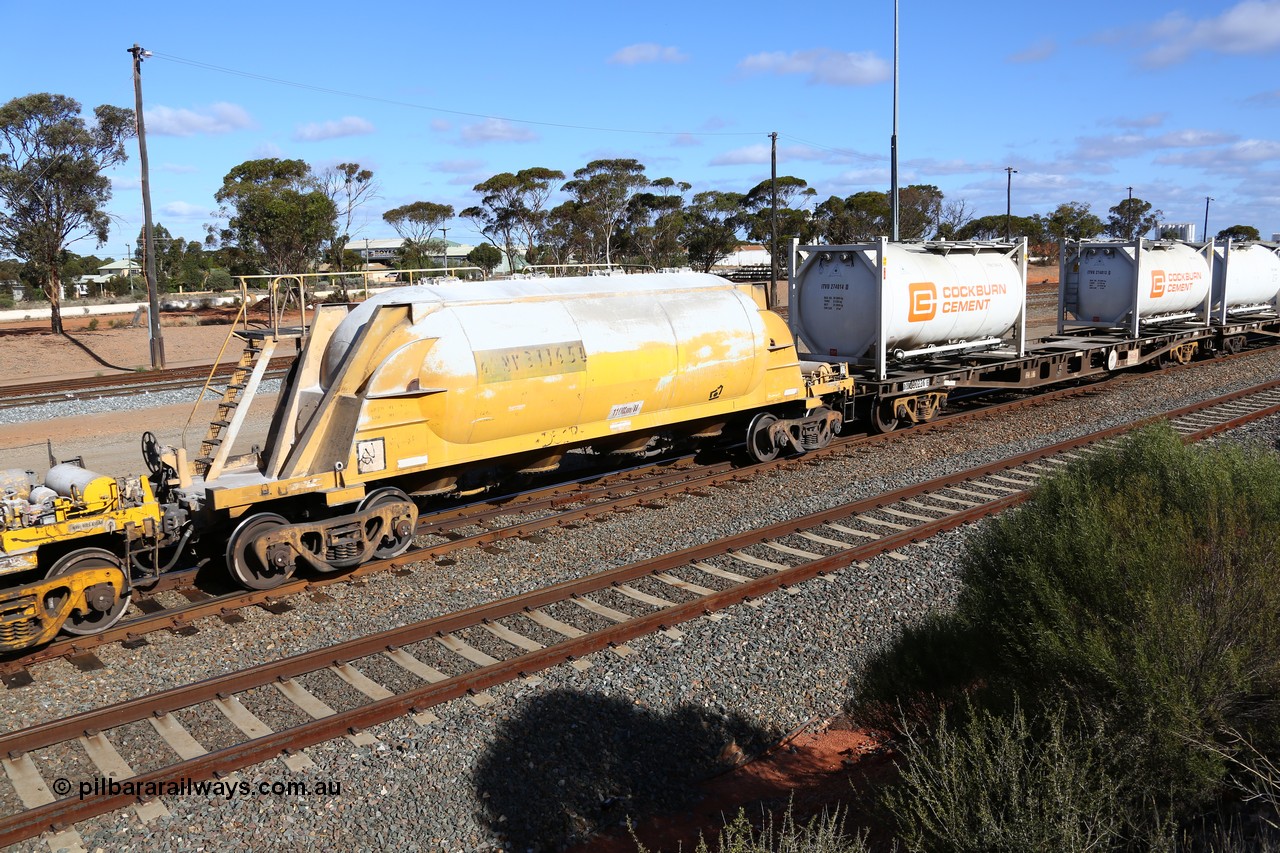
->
[4,360,1278,677]
[3,379,1280,845]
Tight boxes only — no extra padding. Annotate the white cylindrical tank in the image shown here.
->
[1074,241,1210,325]
[1212,243,1280,315]
[789,242,1025,359]
[319,273,777,446]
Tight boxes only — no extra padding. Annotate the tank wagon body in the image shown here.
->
[789,238,1028,380]
[790,238,1280,434]
[1211,241,1280,323]
[1059,239,1213,336]
[0,273,854,647]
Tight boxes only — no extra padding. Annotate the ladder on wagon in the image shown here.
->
[184,275,311,480]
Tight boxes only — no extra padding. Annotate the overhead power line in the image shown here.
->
[151,51,767,139]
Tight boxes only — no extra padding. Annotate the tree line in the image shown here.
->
[0,91,1267,334]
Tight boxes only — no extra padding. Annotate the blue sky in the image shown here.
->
[5,0,1279,256]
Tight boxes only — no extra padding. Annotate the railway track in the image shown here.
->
[1,347,1272,682]
[2,378,1279,849]
[0,358,295,411]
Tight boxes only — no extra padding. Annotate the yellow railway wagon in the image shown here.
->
[199,273,851,587]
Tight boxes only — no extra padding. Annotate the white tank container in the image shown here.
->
[789,242,1025,362]
[1212,242,1280,317]
[1074,241,1210,325]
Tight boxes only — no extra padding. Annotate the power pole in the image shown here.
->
[1005,167,1017,241]
[1126,186,1134,239]
[129,43,164,369]
[769,131,778,308]
[441,227,448,275]
[1203,197,1213,242]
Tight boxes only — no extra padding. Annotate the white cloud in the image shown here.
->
[433,159,485,173]
[459,118,538,144]
[1007,38,1056,63]
[251,142,283,159]
[161,201,206,217]
[293,116,374,142]
[147,103,253,136]
[1246,89,1280,105]
[109,175,140,190]
[738,48,890,86]
[1140,1,1280,66]
[709,143,850,166]
[430,119,452,133]
[1070,129,1236,160]
[608,43,688,65]
[1106,113,1167,129]
[1156,138,1280,166]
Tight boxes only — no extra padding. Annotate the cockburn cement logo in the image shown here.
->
[1150,268,1200,298]
[908,282,936,321]
[1151,270,1166,298]
[908,281,1006,322]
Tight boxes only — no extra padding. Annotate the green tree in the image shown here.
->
[1217,224,1261,242]
[212,158,337,275]
[811,192,889,243]
[466,242,503,277]
[619,177,690,270]
[742,176,817,278]
[1046,201,1104,243]
[320,162,378,271]
[0,93,134,332]
[461,167,566,275]
[382,201,453,269]
[1106,196,1163,240]
[682,191,744,273]
[561,158,649,266]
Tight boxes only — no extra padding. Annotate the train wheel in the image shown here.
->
[45,548,131,636]
[870,400,899,434]
[359,487,417,560]
[226,513,295,590]
[746,413,781,462]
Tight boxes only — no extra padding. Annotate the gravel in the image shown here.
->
[3,347,1280,852]
[0,380,282,427]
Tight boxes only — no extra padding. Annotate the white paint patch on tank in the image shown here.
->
[1075,242,1210,325]
[1213,243,1280,313]
[791,243,1024,358]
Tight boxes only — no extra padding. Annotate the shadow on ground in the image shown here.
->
[472,688,775,851]
[60,331,133,371]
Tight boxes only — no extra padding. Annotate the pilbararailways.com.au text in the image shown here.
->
[53,776,342,801]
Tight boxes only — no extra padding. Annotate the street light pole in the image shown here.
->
[890,0,900,242]
[128,43,164,369]
[1005,167,1017,241]
[1203,197,1213,242]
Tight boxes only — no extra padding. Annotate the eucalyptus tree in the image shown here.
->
[1106,196,1162,240]
[461,167,565,273]
[382,201,453,268]
[320,162,378,270]
[561,159,649,266]
[212,158,337,274]
[683,190,745,273]
[0,93,134,332]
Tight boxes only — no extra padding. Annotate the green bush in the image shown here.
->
[853,424,1280,842]
[883,702,1135,852]
[636,805,868,853]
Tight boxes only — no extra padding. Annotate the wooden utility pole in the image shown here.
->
[769,131,778,308]
[129,43,165,369]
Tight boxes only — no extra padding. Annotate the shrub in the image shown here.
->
[853,424,1280,840]
[883,701,1135,853]
[636,805,869,853]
